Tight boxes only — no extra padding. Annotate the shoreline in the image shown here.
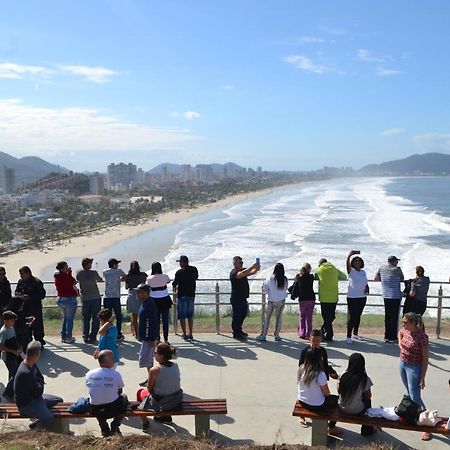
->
[0,183,305,279]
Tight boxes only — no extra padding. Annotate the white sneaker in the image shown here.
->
[353,334,363,340]
[255,334,266,342]
[346,337,353,344]
[274,335,281,341]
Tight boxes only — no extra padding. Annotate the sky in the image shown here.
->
[0,0,449,172]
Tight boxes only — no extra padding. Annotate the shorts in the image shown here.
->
[138,341,155,368]
[177,296,195,320]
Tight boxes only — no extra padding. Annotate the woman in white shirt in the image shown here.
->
[146,262,172,344]
[346,250,369,344]
[256,263,288,342]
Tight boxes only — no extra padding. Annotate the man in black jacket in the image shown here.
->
[15,266,46,346]
[0,267,12,316]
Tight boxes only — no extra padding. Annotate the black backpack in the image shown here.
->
[395,395,423,424]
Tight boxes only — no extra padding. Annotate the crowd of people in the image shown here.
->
[0,251,438,440]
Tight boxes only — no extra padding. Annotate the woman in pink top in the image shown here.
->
[146,262,172,344]
[398,312,430,441]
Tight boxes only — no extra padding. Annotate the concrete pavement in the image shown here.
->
[1,332,449,449]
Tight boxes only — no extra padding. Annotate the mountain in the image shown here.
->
[148,161,246,175]
[359,152,450,175]
[0,151,70,184]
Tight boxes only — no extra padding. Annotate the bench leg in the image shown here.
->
[49,418,70,434]
[195,414,210,437]
[310,419,328,446]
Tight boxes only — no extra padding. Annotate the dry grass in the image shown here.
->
[0,431,398,450]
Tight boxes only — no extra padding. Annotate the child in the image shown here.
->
[0,311,23,402]
[338,353,375,435]
[94,308,121,367]
[298,329,339,430]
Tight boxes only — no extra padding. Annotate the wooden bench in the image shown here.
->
[0,399,227,437]
[292,401,450,445]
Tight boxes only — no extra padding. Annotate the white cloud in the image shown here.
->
[299,36,326,44]
[357,49,386,63]
[221,85,234,90]
[376,67,401,76]
[284,55,341,75]
[170,111,201,120]
[0,63,52,79]
[413,133,450,151]
[59,65,117,83]
[380,128,405,137]
[0,99,204,155]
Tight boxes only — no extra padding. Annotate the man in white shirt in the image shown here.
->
[85,350,127,437]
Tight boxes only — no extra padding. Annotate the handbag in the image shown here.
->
[417,410,441,427]
[394,395,423,424]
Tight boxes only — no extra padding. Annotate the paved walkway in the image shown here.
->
[1,333,449,449]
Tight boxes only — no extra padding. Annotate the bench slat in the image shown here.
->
[293,402,450,435]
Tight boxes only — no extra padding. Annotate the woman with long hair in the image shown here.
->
[137,342,183,431]
[298,347,341,436]
[403,266,430,316]
[399,312,430,441]
[290,262,315,339]
[125,261,147,336]
[256,263,288,342]
[338,353,375,435]
[146,262,172,344]
[346,251,369,344]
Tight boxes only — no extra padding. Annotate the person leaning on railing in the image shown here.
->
[403,266,430,317]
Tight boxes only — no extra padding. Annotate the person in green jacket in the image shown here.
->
[315,259,347,342]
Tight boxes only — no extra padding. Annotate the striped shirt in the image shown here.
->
[378,264,404,299]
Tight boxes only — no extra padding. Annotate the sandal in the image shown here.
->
[421,432,431,441]
[298,417,308,428]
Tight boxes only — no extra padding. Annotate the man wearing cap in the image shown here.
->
[314,258,347,342]
[103,259,126,341]
[375,256,404,343]
[229,256,260,340]
[172,256,198,341]
[77,258,104,344]
[135,284,158,383]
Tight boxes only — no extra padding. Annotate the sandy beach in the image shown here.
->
[0,185,295,280]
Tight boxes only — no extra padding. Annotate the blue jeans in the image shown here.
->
[57,296,77,339]
[18,394,63,429]
[399,360,426,410]
[177,296,195,320]
[230,297,248,335]
[103,297,122,336]
[82,298,101,340]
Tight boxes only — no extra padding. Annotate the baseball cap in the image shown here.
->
[318,258,328,266]
[133,283,150,293]
[108,258,121,267]
[176,255,189,263]
[388,255,400,263]
[82,257,93,267]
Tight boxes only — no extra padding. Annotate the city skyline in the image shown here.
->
[1,1,449,171]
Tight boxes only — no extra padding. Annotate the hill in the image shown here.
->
[359,152,450,175]
[0,151,70,184]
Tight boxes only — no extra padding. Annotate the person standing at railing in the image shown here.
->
[125,261,148,338]
[103,258,126,342]
[403,266,430,317]
[314,259,347,342]
[374,256,404,343]
[172,255,198,341]
[76,258,103,344]
[15,266,46,347]
[229,256,260,340]
[256,263,288,342]
[345,251,369,344]
[0,267,12,327]
[54,261,78,344]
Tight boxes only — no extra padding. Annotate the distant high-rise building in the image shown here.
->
[89,172,105,195]
[195,164,214,181]
[107,163,137,190]
[181,164,192,182]
[0,166,16,194]
[161,166,169,183]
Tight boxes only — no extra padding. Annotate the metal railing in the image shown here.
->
[10,278,450,339]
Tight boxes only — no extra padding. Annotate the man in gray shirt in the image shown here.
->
[76,258,103,344]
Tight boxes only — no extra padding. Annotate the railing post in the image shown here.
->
[261,284,266,330]
[215,282,220,334]
[172,289,178,335]
[436,284,443,339]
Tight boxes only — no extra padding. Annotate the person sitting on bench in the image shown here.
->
[14,340,63,430]
[85,349,128,437]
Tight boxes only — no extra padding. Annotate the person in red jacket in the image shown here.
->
[54,261,78,344]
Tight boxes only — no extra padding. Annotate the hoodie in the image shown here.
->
[314,262,347,303]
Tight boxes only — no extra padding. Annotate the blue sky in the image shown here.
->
[0,0,449,172]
